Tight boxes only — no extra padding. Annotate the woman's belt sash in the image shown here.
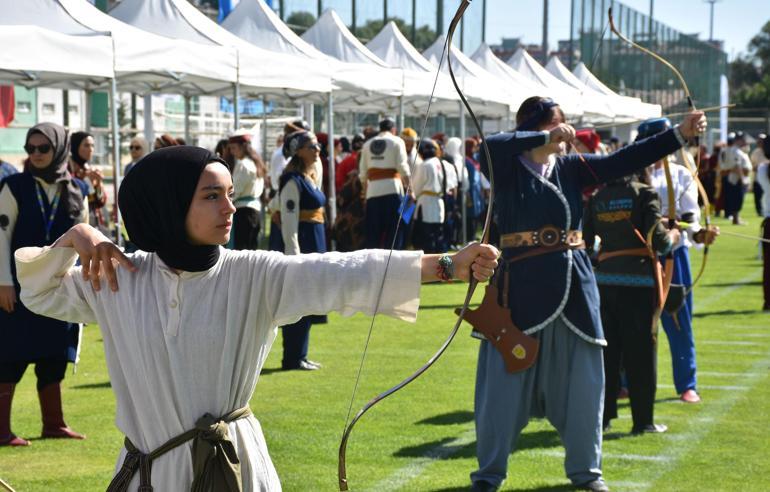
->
[500,226,582,249]
[367,168,401,181]
[106,405,253,492]
[299,208,325,223]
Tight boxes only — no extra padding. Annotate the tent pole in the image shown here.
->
[143,94,154,147]
[399,95,405,131]
[85,89,93,132]
[459,101,467,245]
[327,93,337,249]
[233,82,240,130]
[109,78,122,246]
[260,96,269,245]
[184,95,191,144]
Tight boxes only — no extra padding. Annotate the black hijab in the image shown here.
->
[70,131,93,166]
[119,146,227,272]
[26,123,84,217]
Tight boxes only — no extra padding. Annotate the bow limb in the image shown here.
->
[609,7,714,286]
[337,2,492,490]
[678,148,711,288]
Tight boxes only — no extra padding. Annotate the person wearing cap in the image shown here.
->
[584,158,680,436]
[401,127,421,177]
[13,143,499,489]
[470,96,706,492]
[750,133,767,216]
[718,131,751,225]
[359,118,411,249]
[228,130,267,250]
[0,123,89,446]
[641,117,719,405]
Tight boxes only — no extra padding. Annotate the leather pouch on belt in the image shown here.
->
[455,284,539,373]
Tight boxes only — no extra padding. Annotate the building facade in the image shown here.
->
[569,0,728,112]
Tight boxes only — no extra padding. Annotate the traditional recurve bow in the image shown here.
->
[608,7,712,289]
[337,1,495,489]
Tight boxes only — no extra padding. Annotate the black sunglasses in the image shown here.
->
[305,143,322,151]
[129,145,143,150]
[24,143,52,154]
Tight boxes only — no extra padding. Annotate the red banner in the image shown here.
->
[0,85,15,128]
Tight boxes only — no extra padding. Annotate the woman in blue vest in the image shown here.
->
[470,97,706,492]
[278,130,327,370]
[0,123,88,446]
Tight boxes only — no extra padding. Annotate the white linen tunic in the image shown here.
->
[359,132,410,199]
[232,157,264,212]
[16,246,422,491]
[413,157,445,224]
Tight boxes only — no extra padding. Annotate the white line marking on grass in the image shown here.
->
[696,348,769,355]
[611,481,650,489]
[371,271,764,491]
[527,449,667,463]
[369,428,476,492]
[698,371,760,377]
[658,384,749,391]
[723,324,770,329]
[699,340,766,346]
[636,353,770,491]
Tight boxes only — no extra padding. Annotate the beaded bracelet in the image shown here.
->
[436,254,454,282]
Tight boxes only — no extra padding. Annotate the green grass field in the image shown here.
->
[1,215,769,491]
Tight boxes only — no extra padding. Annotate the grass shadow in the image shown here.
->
[393,429,562,461]
[418,304,481,310]
[72,381,111,389]
[431,486,573,492]
[693,309,759,318]
[393,436,475,459]
[417,410,474,426]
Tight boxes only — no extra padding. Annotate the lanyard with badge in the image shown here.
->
[35,181,62,242]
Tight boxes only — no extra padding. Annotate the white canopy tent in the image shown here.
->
[221,0,400,112]
[58,0,238,96]
[572,62,661,120]
[470,43,541,114]
[109,0,333,104]
[366,21,463,119]
[0,0,113,89]
[544,56,616,122]
[506,48,584,119]
[422,36,512,119]
[301,9,404,111]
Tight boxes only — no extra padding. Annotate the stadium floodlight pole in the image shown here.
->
[704,0,721,41]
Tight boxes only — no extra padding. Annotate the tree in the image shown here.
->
[748,20,770,78]
[286,11,316,35]
[355,17,436,52]
[730,21,770,111]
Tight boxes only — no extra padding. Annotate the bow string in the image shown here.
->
[608,7,711,287]
[337,1,495,489]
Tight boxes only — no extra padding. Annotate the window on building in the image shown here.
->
[16,101,32,113]
[68,105,79,114]
[42,103,56,115]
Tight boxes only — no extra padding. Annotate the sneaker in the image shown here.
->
[631,423,668,434]
[576,478,610,491]
[680,389,701,403]
[297,359,320,371]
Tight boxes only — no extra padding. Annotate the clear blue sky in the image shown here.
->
[486,0,769,60]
